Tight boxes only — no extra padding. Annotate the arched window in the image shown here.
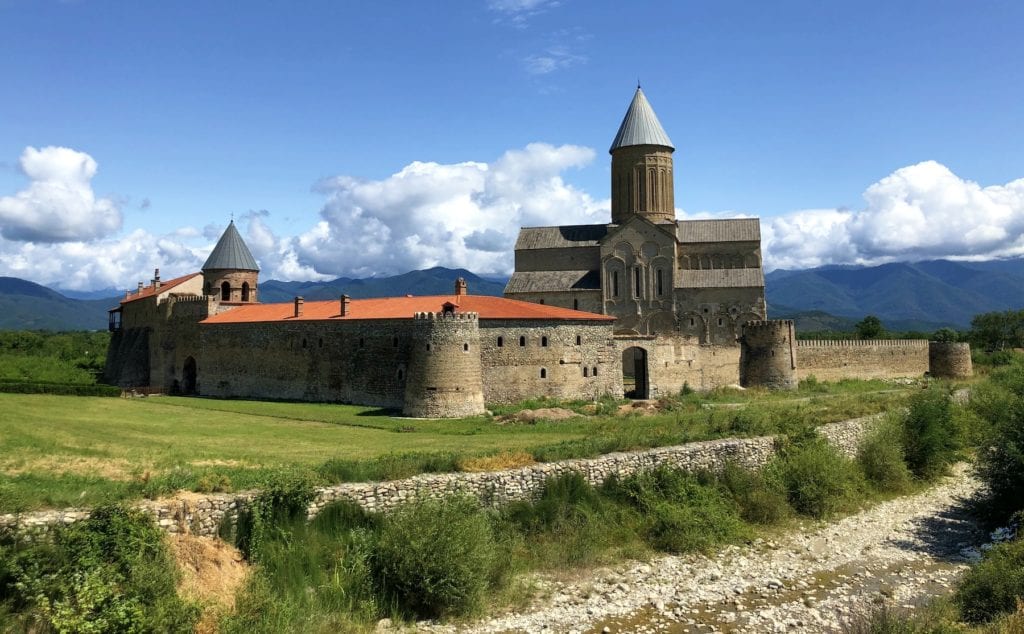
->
[497,336,504,347]
[519,336,526,347]
[593,366,598,376]
[463,343,469,352]
[220,281,231,301]
[541,336,548,347]
[538,299,544,304]
[573,298,579,310]
[612,270,619,297]
[397,368,405,381]
[241,281,250,302]
[540,368,547,379]
[656,269,664,296]
[575,335,581,345]
[634,267,642,298]
[583,367,589,377]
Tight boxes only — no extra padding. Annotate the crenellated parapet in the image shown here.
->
[739,319,797,390]
[798,339,929,348]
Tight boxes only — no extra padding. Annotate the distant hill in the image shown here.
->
[766,258,1024,328]
[258,267,507,303]
[0,277,115,331]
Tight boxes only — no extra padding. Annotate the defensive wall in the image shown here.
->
[0,414,879,539]
[795,339,930,382]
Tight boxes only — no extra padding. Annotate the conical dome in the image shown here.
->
[202,221,259,271]
[609,87,674,153]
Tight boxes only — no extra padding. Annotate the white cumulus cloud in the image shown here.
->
[0,146,122,243]
[284,142,605,279]
[762,161,1024,270]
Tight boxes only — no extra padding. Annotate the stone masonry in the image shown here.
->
[0,415,879,540]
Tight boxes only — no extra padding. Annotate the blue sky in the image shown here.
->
[1,0,1022,290]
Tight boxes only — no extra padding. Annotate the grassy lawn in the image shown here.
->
[0,379,922,513]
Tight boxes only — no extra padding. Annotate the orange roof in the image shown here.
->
[120,272,201,305]
[201,294,616,324]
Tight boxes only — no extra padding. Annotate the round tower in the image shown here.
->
[610,87,676,225]
[740,320,798,390]
[928,342,973,379]
[202,220,260,303]
[403,310,485,418]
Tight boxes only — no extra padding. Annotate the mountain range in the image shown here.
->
[1,258,1022,331]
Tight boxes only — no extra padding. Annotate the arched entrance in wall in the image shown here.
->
[182,357,197,395]
[622,346,649,399]
[220,281,231,301]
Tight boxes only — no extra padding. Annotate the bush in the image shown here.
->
[971,366,1024,522]
[605,466,746,553]
[901,386,962,480]
[717,462,789,524]
[0,505,198,632]
[374,496,497,619]
[0,380,121,396]
[857,416,913,493]
[767,436,863,519]
[954,537,1024,624]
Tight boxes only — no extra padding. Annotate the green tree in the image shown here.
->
[854,315,884,340]
[970,309,1024,351]
[931,327,959,342]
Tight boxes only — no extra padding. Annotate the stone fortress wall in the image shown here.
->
[0,415,879,540]
[795,339,930,382]
[402,311,485,418]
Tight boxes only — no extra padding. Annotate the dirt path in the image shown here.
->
[424,463,985,634]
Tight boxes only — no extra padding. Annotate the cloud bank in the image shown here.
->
[0,144,1022,292]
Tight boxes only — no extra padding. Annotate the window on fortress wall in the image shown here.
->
[221,281,230,301]
[656,269,664,296]
[539,299,544,304]
[393,336,398,348]
[541,336,548,347]
[689,317,695,327]
[427,343,432,352]
[359,338,365,348]
[519,336,526,347]
[302,338,307,348]
[573,299,579,310]
[497,336,503,347]
[593,366,598,376]
[540,368,547,379]
[397,368,405,381]
[634,267,641,298]
[718,318,723,327]
[241,282,250,302]
[612,270,619,297]
[463,343,469,352]
[583,367,589,377]
[575,335,581,345]
[318,338,323,348]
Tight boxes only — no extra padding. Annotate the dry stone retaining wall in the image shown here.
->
[0,415,879,540]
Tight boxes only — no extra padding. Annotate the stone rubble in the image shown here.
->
[422,463,984,634]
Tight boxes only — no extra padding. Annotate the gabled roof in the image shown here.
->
[120,272,202,305]
[609,87,674,153]
[514,224,609,250]
[201,294,616,324]
[678,269,765,289]
[504,270,601,294]
[677,218,761,243]
[202,221,259,271]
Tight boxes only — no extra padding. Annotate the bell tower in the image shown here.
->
[202,220,260,303]
[609,87,676,225]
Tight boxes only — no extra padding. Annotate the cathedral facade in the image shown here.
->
[505,88,767,397]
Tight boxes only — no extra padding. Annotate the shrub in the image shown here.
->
[901,385,962,480]
[857,416,913,493]
[954,537,1024,624]
[373,496,497,619]
[605,466,746,553]
[767,436,863,519]
[971,366,1024,522]
[717,461,789,524]
[0,505,198,632]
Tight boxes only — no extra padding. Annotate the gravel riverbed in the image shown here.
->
[420,463,984,634]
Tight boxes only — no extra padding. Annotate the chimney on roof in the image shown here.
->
[340,294,351,317]
[125,289,130,299]
[153,268,161,290]
[455,277,467,296]
[294,296,304,318]
[137,281,144,294]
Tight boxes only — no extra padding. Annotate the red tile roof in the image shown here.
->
[120,272,202,305]
[201,294,615,324]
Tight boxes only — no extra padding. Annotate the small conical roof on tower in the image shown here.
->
[202,220,259,271]
[609,86,674,153]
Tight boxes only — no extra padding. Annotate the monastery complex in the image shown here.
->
[104,88,972,417]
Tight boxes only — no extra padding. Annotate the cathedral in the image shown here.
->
[505,87,767,397]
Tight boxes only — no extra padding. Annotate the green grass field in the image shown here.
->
[0,380,917,513]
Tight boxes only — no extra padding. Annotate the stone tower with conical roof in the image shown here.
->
[202,220,260,303]
[609,87,675,225]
